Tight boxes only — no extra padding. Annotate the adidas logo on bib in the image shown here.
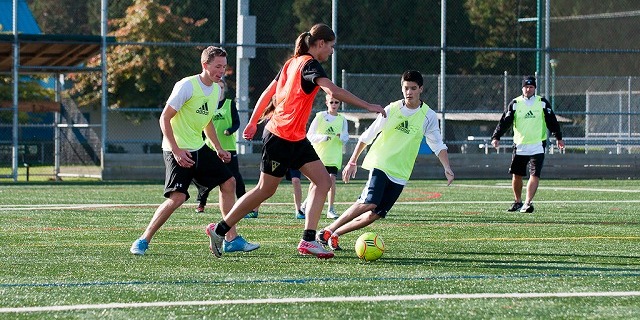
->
[395,120,410,134]
[524,110,535,119]
[196,102,209,115]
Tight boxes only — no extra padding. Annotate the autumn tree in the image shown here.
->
[68,0,207,119]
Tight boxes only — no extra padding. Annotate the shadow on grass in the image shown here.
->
[402,217,640,226]
[382,251,640,274]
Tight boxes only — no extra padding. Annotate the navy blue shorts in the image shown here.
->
[285,168,302,181]
[357,168,404,218]
[261,132,320,178]
[163,146,233,200]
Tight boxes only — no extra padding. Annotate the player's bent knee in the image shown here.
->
[220,177,236,192]
[316,177,332,193]
[167,191,187,207]
[356,203,377,213]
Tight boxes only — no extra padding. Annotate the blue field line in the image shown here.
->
[2,272,640,289]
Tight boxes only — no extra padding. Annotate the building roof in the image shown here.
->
[0,0,41,34]
[0,33,114,73]
[0,1,114,74]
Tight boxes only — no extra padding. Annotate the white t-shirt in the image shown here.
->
[166,75,219,110]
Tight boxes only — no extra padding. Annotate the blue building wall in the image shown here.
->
[0,0,41,34]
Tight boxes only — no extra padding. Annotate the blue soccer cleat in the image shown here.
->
[130,238,149,255]
[244,210,259,219]
[223,235,260,253]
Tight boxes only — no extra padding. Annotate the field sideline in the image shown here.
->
[0,179,639,319]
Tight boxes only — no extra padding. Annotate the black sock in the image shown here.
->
[214,221,231,236]
[302,229,316,242]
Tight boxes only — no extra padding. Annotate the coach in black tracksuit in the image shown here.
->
[491,76,565,213]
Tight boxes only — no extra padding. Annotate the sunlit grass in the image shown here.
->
[0,179,639,318]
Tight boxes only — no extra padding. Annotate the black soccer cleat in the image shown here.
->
[507,202,523,212]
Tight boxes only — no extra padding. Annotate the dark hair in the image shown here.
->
[294,23,335,57]
[201,46,227,64]
[401,70,423,87]
[259,98,276,124]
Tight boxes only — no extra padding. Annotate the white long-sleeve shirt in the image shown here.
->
[358,100,447,185]
[306,111,350,144]
[359,101,447,154]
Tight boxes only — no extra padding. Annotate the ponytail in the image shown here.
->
[293,23,335,57]
[258,98,276,124]
[293,32,311,57]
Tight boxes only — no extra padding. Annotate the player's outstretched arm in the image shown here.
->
[316,78,386,118]
[244,80,277,140]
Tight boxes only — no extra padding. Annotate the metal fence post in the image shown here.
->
[341,69,346,110]
[503,71,508,112]
[100,0,108,175]
[12,0,19,181]
[439,0,447,138]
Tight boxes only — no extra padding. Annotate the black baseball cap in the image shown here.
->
[522,76,536,87]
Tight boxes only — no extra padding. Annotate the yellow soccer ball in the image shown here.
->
[354,232,385,262]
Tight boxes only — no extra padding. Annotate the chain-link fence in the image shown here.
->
[2,0,640,180]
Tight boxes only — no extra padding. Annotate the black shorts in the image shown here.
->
[509,153,545,177]
[261,132,320,178]
[357,168,405,218]
[325,166,338,175]
[163,146,233,200]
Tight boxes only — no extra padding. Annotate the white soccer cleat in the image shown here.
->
[297,239,334,259]
[205,223,224,258]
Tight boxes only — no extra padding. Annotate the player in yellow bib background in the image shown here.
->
[194,79,259,220]
[302,94,349,219]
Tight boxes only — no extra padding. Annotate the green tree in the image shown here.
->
[26,0,98,35]
[549,0,640,76]
[464,0,537,74]
[68,0,206,121]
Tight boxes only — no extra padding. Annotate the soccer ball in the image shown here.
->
[354,232,385,262]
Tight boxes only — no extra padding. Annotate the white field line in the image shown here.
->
[394,200,640,204]
[2,199,640,211]
[0,184,637,210]
[454,184,640,193]
[0,204,160,210]
[2,291,640,313]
